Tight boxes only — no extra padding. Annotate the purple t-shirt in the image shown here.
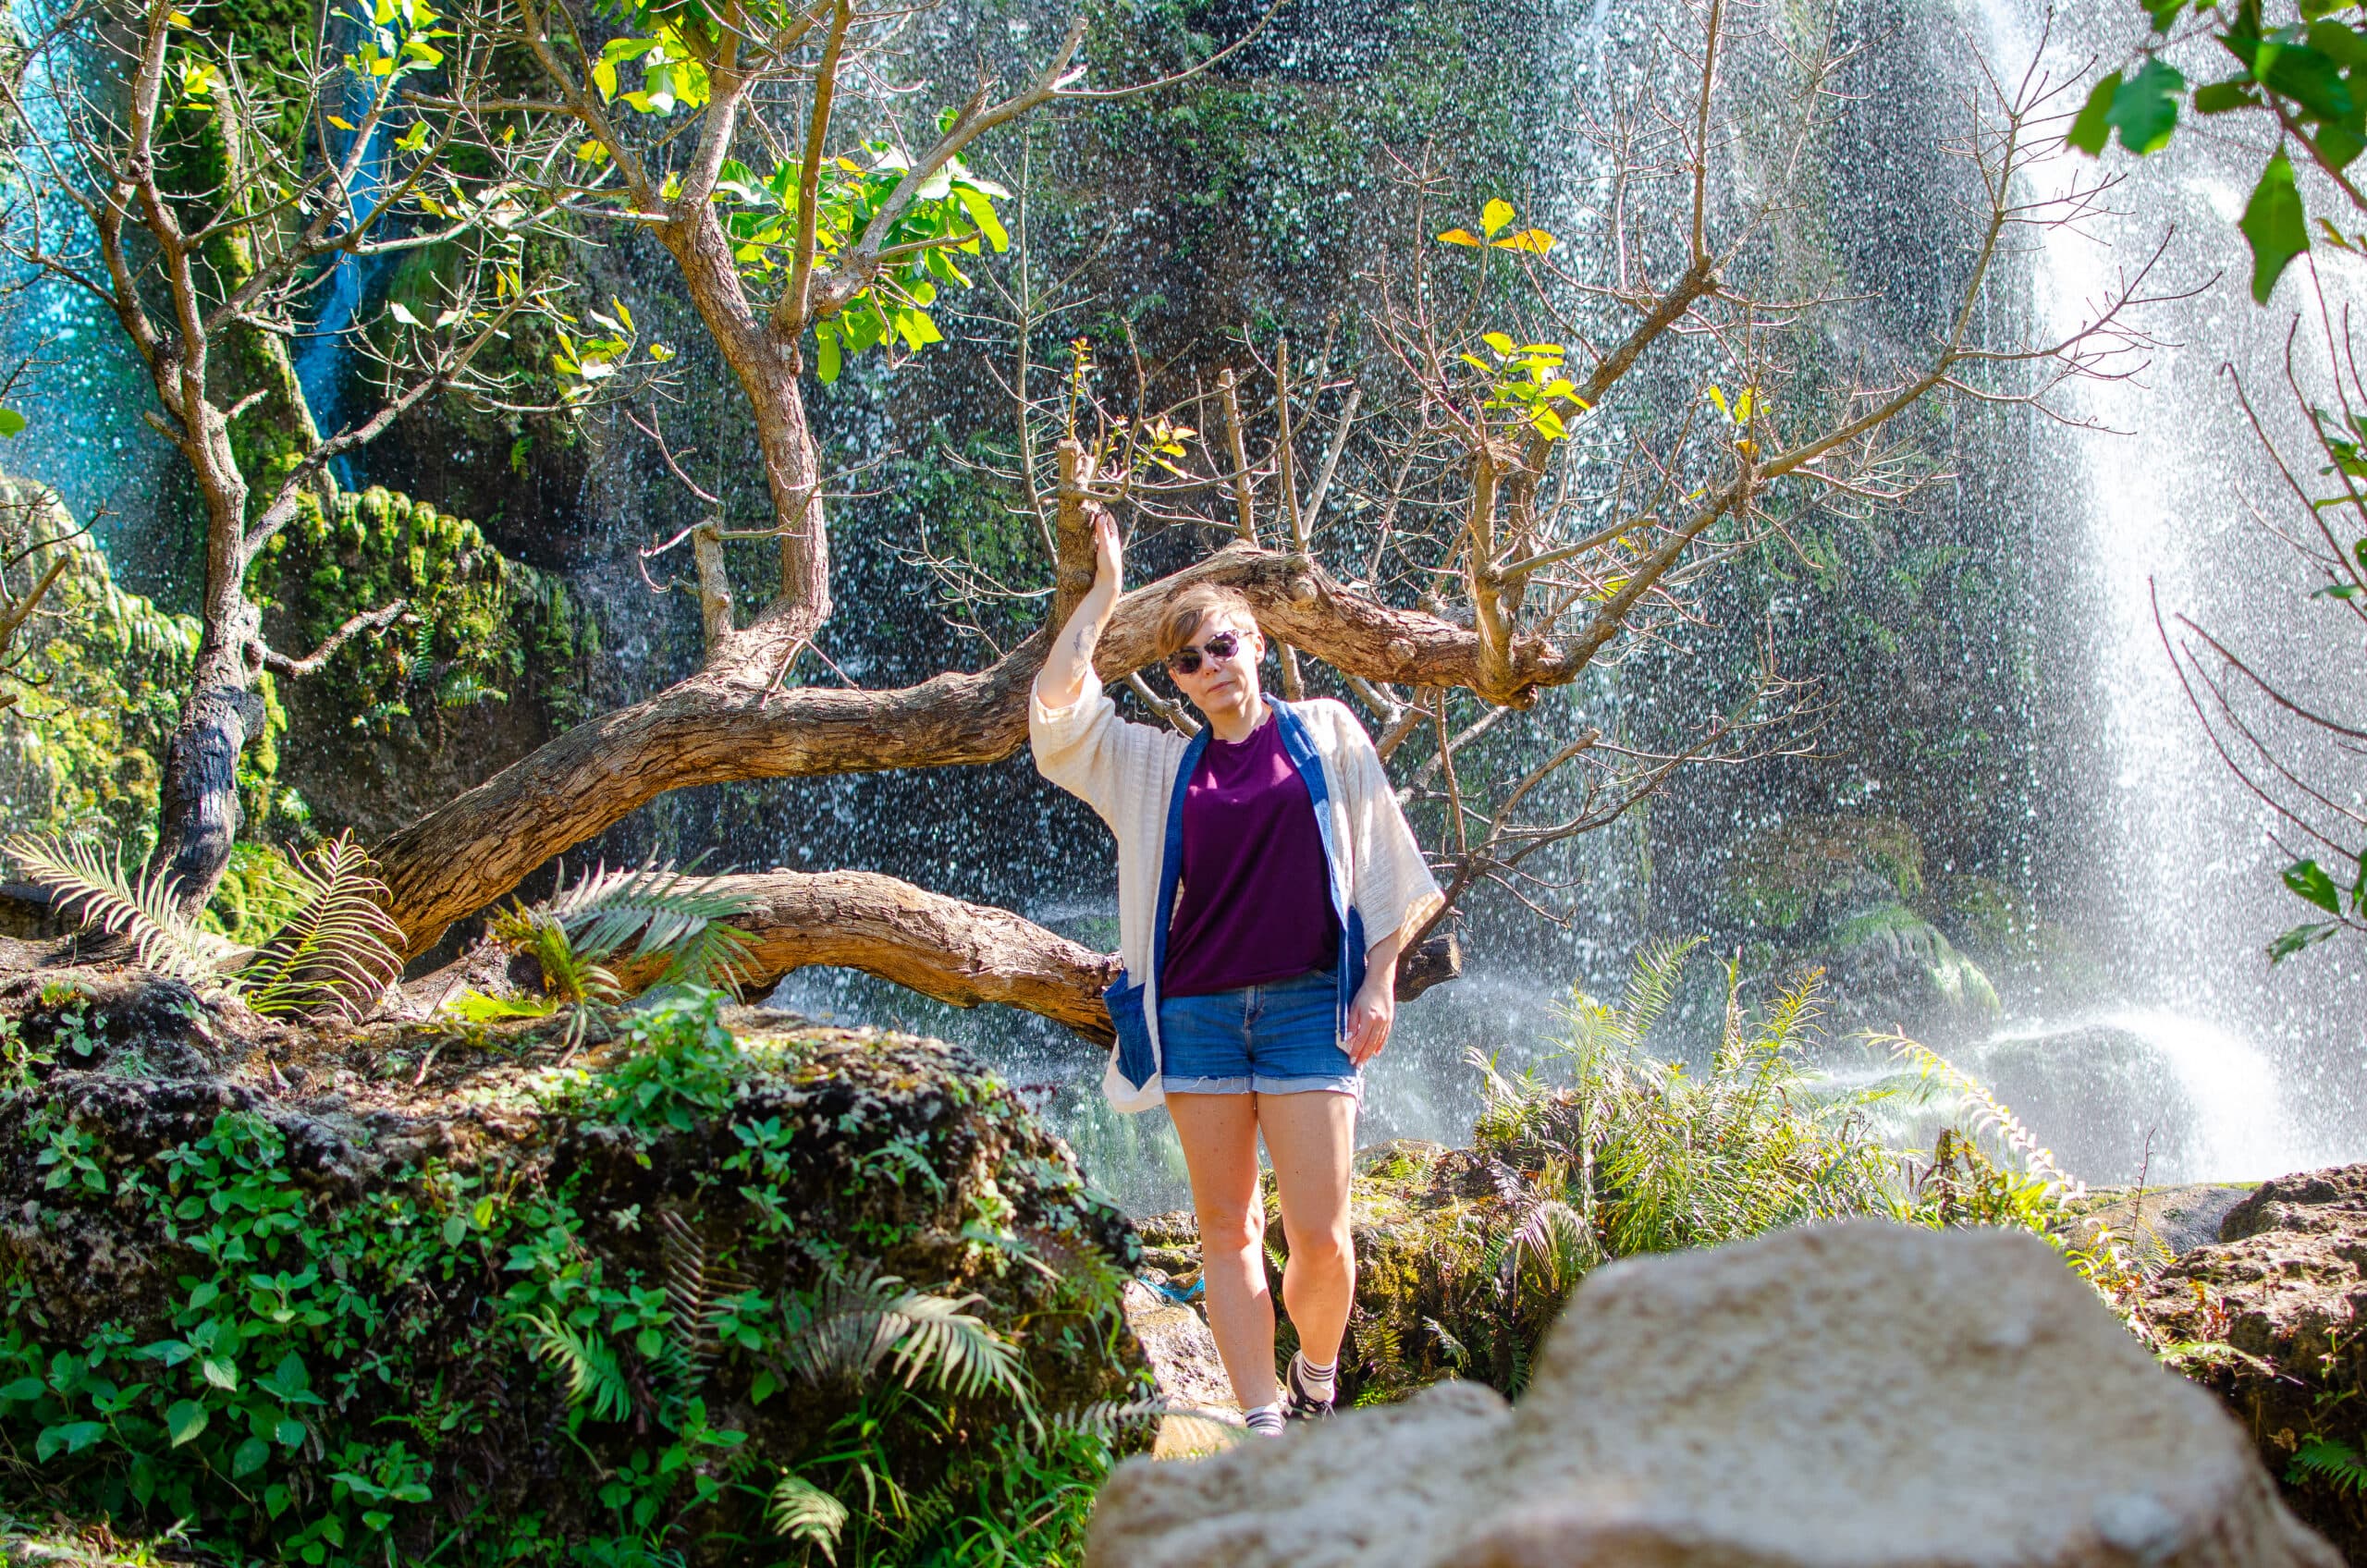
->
[1160,709,1339,998]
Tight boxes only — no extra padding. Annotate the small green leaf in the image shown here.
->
[2285,856,2344,913]
[2110,58,2188,153]
[1481,331,1515,355]
[201,1357,238,1390]
[233,1435,271,1476]
[166,1400,209,1447]
[0,1377,43,1401]
[2242,151,2311,303]
[2270,920,2340,962]
[2195,77,2263,113]
[2321,121,2367,171]
[36,1421,104,1461]
[2067,71,2123,154]
[0,409,24,438]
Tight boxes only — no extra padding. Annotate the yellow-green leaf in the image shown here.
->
[1705,385,1730,418]
[1437,228,1481,247]
[1491,228,1555,254]
[1481,199,1515,239]
[1481,331,1515,355]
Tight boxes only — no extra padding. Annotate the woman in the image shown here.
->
[1031,508,1442,1435]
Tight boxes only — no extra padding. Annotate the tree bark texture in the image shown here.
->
[689,870,1124,1042]
[374,545,1584,957]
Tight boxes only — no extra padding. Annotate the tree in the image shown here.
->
[15,0,2156,1038]
[0,0,615,906]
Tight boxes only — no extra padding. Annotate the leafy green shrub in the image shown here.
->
[0,990,1139,1564]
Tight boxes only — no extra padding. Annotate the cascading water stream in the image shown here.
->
[1948,0,2367,1182]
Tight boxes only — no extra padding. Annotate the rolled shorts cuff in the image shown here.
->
[1162,1073,1252,1096]
[1252,1072,1362,1099]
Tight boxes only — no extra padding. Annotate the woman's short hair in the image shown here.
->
[1157,583,1259,659]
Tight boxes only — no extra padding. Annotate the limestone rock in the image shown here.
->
[2067,1182,2256,1265]
[1121,1279,1241,1455]
[1088,1221,2336,1568]
[2142,1166,2367,1558]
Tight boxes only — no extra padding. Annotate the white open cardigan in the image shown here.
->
[1029,668,1445,1112]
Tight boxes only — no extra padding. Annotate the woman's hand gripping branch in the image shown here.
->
[1039,507,1122,710]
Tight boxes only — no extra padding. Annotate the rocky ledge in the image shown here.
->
[2140,1165,2367,1559]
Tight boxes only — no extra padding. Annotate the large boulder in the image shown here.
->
[1088,1221,2335,1568]
[2142,1165,2367,1558]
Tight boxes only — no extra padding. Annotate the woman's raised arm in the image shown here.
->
[1038,508,1122,710]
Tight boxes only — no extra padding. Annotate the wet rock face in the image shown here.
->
[2143,1165,2367,1556]
[1088,1222,2336,1568]
[0,968,1143,1562]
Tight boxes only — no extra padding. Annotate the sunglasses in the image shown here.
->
[1164,631,1245,677]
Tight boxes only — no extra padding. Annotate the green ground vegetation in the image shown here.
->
[0,986,1145,1567]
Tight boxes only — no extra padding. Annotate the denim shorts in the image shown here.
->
[1159,966,1360,1099]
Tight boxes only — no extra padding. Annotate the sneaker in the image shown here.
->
[1282,1353,1335,1422]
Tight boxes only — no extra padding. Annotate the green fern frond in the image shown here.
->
[768,1472,850,1558]
[1053,1398,1240,1452]
[658,1206,749,1394]
[526,1312,632,1422]
[542,859,758,991]
[776,1262,911,1390]
[1878,1034,2085,1201]
[236,833,404,1022]
[6,834,234,982]
[1617,935,1702,1046]
[2291,1435,2367,1496]
[883,1290,1032,1406]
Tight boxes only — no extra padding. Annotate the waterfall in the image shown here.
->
[1963,0,2367,1182]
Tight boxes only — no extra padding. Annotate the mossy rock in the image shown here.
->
[0,966,1142,1564]
[0,482,203,853]
[250,484,598,840]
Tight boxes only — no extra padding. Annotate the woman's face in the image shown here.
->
[1171,609,1265,722]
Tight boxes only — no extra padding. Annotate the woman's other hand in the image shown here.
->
[1344,974,1395,1066]
[1345,929,1407,1066]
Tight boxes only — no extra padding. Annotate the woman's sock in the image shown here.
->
[1292,1353,1337,1405]
[1243,1402,1285,1436]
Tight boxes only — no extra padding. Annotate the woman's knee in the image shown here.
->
[1196,1203,1265,1256]
[1284,1224,1355,1275]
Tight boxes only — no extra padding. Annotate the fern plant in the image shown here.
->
[2289,1434,2367,1496]
[6,832,402,1020]
[454,859,761,1050]
[772,1262,1029,1406]
[6,836,238,982]
[233,836,403,1021]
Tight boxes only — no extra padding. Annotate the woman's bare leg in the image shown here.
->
[1257,1089,1358,1368]
[1166,1092,1280,1410]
